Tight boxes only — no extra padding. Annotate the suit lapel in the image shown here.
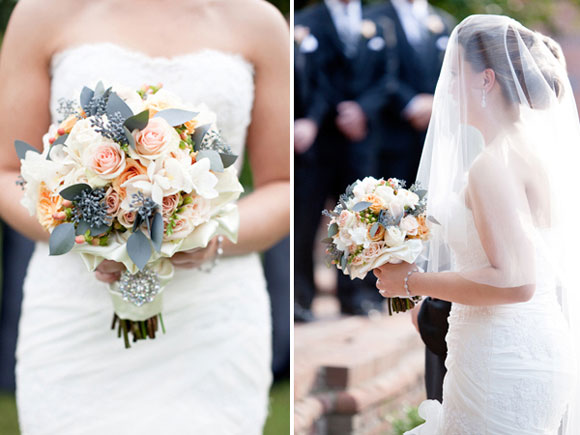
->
[320,4,348,60]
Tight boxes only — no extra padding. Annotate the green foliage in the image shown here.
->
[389,406,425,435]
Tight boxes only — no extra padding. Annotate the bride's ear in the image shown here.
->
[482,68,496,92]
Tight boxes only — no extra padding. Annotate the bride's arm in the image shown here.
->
[0,0,57,242]
[375,153,536,305]
[220,4,290,256]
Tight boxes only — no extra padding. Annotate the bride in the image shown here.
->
[374,15,580,434]
[0,0,289,433]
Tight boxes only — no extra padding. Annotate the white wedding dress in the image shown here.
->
[16,43,272,435]
[407,197,576,435]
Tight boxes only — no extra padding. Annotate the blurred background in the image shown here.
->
[293,1,580,434]
[0,1,290,434]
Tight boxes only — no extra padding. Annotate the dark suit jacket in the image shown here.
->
[367,1,454,155]
[295,3,395,169]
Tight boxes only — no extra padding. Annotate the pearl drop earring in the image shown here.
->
[481,89,487,108]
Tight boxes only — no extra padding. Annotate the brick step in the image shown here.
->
[295,313,422,400]
[294,312,426,435]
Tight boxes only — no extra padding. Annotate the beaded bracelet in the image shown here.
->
[199,235,224,273]
[404,268,420,297]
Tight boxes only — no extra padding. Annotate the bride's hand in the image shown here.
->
[373,262,417,298]
[170,237,220,269]
[95,260,126,284]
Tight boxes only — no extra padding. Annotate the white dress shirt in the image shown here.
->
[391,0,430,47]
[324,0,362,58]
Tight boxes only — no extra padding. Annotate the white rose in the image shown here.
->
[384,226,406,247]
[374,185,396,205]
[145,89,184,113]
[396,189,420,209]
[399,215,419,236]
[334,230,354,252]
[337,210,356,229]
[352,177,377,199]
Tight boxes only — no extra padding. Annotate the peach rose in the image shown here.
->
[105,187,121,217]
[164,195,211,241]
[400,215,419,236]
[117,210,136,229]
[162,193,180,217]
[135,117,180,159]
[37,184,63,231]
[365,193,385,214]
[87,141,126,180]
[337,210,355,228]
[361,241,386,260]
[184,119,197,135]
[415,215,430,240]
[367,223,385,242]
[112,158,147,197]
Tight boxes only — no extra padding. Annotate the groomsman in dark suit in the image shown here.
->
[294,0,394,318]
[368,0,454,402]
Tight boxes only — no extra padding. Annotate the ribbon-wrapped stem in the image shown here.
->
[386,296,423,315]
[111,313,164,349]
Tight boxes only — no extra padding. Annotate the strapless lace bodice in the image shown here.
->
[50,42,255,173]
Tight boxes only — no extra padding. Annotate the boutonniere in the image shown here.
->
[361,19,377,39]
[425,14,445,34]
[294,25,311,45]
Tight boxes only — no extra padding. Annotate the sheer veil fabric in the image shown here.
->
[412,14,580,433]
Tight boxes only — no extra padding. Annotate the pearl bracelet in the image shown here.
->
[404,268,420,297]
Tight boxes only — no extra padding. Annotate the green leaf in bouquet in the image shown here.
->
[150,212,164,253]
[132,212,144,233]
[49,223,75,256]
[154,109,198,127]
[123,126,136,150]
[80,86,94,114]
[328,222,338,237]
[59,183,92,201]
[352,201,372,212]
[14,140,39,160]
[89,223,110,237]
[106,92,134,120]
[93,81,106,99]
[192,124,211,150]
[415,189,428,200]
[219,153,238,169]
[427,215,441,225]
[370,222,381,237]
[321,237,334,244]
[75,220,90,236]
[197,149,224,172]
[127,230,152,271]
[124,110,150,132]
[340,252,348,270]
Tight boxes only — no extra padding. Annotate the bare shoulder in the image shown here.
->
[213,0,289,61]
[2,0,81,59]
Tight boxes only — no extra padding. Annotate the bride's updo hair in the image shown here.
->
[457,16,565,110]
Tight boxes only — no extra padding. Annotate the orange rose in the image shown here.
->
[367,224,385,242]
[365,193,384,214]
[112,158,147,198]
[37,184,63,231]
[411,215,430,240]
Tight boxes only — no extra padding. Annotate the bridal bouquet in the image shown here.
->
[16,82,243,347]
[322,177,429,314]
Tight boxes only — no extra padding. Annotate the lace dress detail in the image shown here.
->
[407,201,575,435]
[16,43,272,435]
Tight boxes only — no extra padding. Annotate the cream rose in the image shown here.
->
[135,117,180,160]
[384,226,406,247]
[337,210,356,228]
[400,215,419,236]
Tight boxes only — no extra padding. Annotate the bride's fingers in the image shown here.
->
[373,268,382,279]
[97,260,125,274]
[95,270,120,284]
